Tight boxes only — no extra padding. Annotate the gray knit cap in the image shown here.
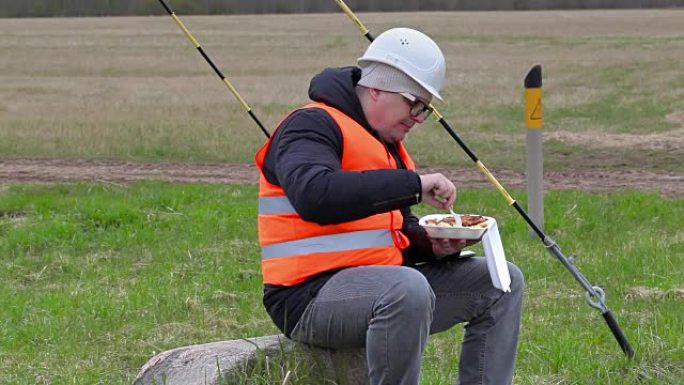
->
[357,62,432,102]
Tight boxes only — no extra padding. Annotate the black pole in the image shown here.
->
[157,0,270,139]
[442,69,634,358]
[335,0,634,358]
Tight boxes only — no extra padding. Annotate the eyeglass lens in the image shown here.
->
[399,92,432,119]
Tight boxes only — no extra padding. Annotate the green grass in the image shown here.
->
[0,182,273,384]
[1,182,682,384]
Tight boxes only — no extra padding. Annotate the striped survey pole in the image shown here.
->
[332,0,634,358]
[524,65,543,234]
[157,0,270,138]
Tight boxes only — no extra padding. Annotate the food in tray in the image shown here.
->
[460,214,488,228]
[419,214,491,240]
[424,214,488,228]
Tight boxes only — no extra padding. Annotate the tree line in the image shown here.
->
[1,0,682,18]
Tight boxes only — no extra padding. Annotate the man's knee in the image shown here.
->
[507,262,525,295]
[384,267,435,314]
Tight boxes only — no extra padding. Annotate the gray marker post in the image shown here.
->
[524,65,543,234]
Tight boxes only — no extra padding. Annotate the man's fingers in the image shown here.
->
[420,173,457,210]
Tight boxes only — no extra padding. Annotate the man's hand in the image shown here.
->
[429,237,480,258]
[419,173,456,210]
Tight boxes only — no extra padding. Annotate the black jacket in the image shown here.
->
[262,67,444,337]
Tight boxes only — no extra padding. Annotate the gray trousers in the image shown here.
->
[290,257,524,385]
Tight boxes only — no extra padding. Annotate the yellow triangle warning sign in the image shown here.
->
[525,88,543,128]
[530,98,542,121]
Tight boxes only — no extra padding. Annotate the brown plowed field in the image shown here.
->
[2,158,682,197]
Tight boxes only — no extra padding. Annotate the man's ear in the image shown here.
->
[368,87,382,101]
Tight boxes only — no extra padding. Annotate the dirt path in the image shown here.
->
[2,158,682,197]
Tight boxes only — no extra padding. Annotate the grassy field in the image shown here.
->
[0,183,682,384]
[0,10,682,171]
[0,9,683,385]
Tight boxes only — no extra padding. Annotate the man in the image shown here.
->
[255,28,524,385]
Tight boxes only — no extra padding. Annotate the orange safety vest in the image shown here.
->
[255,102,416,286]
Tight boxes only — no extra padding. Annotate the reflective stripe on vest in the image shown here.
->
[258,196,296,215]
[262,229,394,259]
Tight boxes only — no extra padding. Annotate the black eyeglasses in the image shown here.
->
[399,92,433,120]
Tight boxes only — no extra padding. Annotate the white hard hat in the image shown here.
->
[358,28,446,101]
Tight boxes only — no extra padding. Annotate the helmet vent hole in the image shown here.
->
[400,38,408,45]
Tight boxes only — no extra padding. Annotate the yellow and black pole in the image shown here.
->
[333,0,374,41]
[157,0,270,138]
[524,65,543,234]
[333,0,634,358]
